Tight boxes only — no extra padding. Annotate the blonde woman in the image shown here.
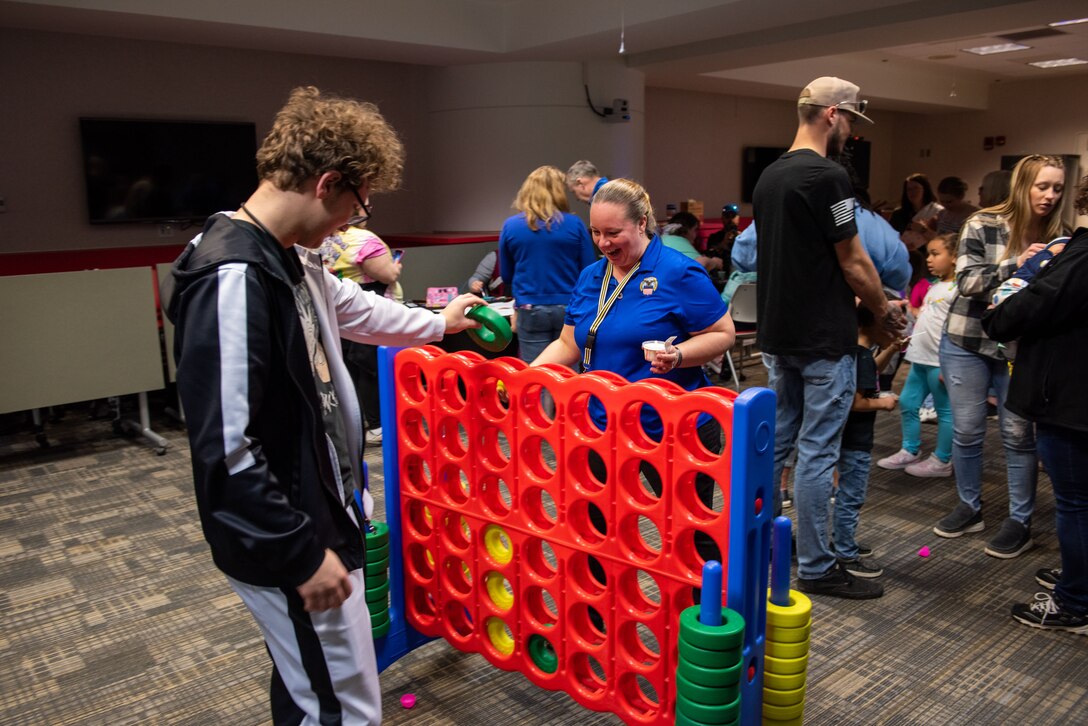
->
[499,165,595,361]
[935,155,1067,557]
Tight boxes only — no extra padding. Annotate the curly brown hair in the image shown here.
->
[255,86,404,194]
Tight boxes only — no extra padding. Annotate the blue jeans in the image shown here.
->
[938,336,1037,524]
[1037,424,1088,616]
[833,448,872,561]
[899,361,952,462]
[765,353,856,578]
[516,304,566,363]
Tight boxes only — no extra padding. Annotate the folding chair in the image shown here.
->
[725,282,758,389]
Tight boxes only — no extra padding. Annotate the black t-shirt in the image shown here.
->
[842,344,878,452]
[753,150,859,357]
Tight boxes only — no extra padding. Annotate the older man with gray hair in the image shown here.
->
[566,160,608,203]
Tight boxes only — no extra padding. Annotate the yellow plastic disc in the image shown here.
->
[483,525,513,565]
[763,669,806,692]
[763,653,808,676]
[486,616,515,655]
[762,682,806,707]
[485,571,514,611]
[764,637,810,660]
[766,620,810,645]
[762,700,804,721]
[765,590,812,629]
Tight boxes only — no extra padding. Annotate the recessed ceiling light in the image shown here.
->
[961,42,1031,55]
[1048,18,1088,27]
[1028,58,1088,68]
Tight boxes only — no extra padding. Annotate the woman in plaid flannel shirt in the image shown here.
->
[933,155,1068,559]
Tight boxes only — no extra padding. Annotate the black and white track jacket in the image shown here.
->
[166,213,445,587]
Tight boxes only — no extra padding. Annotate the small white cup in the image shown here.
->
[642,340,667,361]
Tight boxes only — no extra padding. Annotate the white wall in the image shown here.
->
[643,86,900,216]
[423,60,645,231]
[886,76,1088,225]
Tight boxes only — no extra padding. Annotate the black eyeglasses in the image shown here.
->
[346,186,372,226]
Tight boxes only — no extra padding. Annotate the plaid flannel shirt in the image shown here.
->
[944,212,1018,360]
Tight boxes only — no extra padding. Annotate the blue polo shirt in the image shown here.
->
[564,235,728,437]
[592,176,609,198]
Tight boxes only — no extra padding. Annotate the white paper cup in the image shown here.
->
[642,340,667,361]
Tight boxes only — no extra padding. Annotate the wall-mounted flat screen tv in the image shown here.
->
[80,118,258,224]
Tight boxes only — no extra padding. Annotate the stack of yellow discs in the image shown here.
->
[762,590,812,726]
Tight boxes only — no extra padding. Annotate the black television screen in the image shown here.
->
[741,146,787,203]
[79,118,257,224]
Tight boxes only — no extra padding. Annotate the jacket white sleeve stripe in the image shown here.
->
[218,263,258,476]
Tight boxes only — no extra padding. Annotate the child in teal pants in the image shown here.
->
[878,234,958,478]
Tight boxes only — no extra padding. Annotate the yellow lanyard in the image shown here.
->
[582,261,641,370]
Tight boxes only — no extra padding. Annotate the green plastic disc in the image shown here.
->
[676,692,740,724]
[678,636,742,670]
[365,556,390,577]
[674,710,737,726]
[466,305,513,352]
[365,521,389,548]
[372,616,390,639]
[365,579,390,604]
[677,655,743,689]
[678,607,745,651]
[370,607,390,628]
[527,634,559,674]
[675,669,739,706]
[366,539,390,563]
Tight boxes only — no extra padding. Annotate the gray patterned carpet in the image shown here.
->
[1,362,1085,725]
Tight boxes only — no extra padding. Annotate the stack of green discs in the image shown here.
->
[364,521,391,638]
[675,606,745,726]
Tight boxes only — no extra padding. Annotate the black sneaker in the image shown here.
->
[856,543,874,559]
[798,563,883,599]
[933,502,984,538]
[1035,568,1062,591]
[838,557,884,578]
[1011,592,1088,634]
[984,518,1033,559]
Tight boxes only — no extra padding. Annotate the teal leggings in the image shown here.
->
[899,361,952,463]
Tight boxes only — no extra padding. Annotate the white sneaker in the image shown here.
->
[919,406,938,423]
[877,448,922,470]
[905,454,953,478]
[365,428,383,445]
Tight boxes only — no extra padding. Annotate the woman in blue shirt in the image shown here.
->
[533,178,735,589]
[499,165,596,362]
[534,178,734,406]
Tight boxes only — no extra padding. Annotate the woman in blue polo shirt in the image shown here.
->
[534,178,734,410]
[533,178,735,586]
[499,165,596,362]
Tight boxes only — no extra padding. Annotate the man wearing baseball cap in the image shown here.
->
[755,76,904,599]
